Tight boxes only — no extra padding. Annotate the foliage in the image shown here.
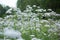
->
[17,0,46,11]
[17,0,60,13]
[0,4,10,17]
[0,5,59,40]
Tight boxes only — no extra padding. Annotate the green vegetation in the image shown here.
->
[0,4,10,17]
[0,0,60,40]
[0,5,59,40]
[17,0,60,13]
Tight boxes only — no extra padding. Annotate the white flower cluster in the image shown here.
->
[0,5,59,40]
[4,27,22,39]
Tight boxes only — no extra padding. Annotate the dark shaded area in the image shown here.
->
[0,4,10,17]
[46,0,60,13]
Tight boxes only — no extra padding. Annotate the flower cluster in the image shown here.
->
[0,5,59,40]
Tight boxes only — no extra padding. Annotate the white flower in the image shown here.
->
[30,35,35,37]
[47,9,52,11]
[0,18,3,21]
[48,28,57,33]
[37,6,40,8]
[55,23,60,30]
[40,20,49,23]
[35,9,43,12]
[6,39,11,40]
[16,8,21,15]
[43,9,46,12]
[36,28,40,32]
[50,11,56,15]
[26,5,32,11]
[31,38,37,40]
[33,5,36,7]
[55,14,60,16]
[4,27,21,39]
[4,15,14,19]
[43,33,47,35]
[17,38,24,40]
[44,13,51,17]
[31,38,41,40]
[44,25,50,27]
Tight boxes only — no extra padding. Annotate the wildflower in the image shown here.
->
[48,28,57,33]
[4,27,22,39]
[44,24,50,27]
[17,38,24,40]
[44,13,51,17]
[40,20,49,23]
[0,18,3,21]
[50,11,56,15]
[33,5,36,7]
[47,9,52,12]
[35,9,43,12]
[36,28,40,32]
[30,35,35,38]
[31,38,41,40]
[37,6,40,8]
[43,9,46,12]
[55,23,60,29]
